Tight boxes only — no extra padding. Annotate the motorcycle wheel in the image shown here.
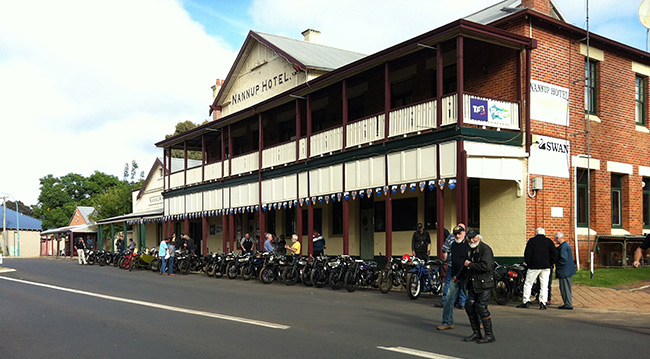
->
[226,263,238,279]
[493,279,511,305]
[301,268,313,287]
[207,263,217,277]
[114,256,120,267]
[179,260,190,274]
[150,259,161,272]
[406,273,421,300]
[344,271,357,292]
[329,270,344,290]
[283,267,299,286]
[98,256,106,267]
[215,263,225,278]
[87,254,95,266]
[122,258,132,271]
[379,269,393,294]
[260,266,275,284]
[311,269,327,288]
[241,266,252,281]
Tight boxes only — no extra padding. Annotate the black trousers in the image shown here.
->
[465,286,492,320]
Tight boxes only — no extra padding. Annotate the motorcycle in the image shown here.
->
[85,248,97,265]
[241,252,267,281]
[299,255,315,287]
[328,255,353,290]
[225,252,241,279]
[309,254,331,288]
[281,254,302,286]
[128,248,157,271]
[259,253,286,284]
[344,258,381,292]
[378,253,411,294]
[95,249,110,266]
[493,262,539,305]
[406,257,444,300]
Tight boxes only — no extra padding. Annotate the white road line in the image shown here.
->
[377,346,464,359]
[0,269,16,274]
[0,275,289,330]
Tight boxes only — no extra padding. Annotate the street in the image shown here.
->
[1,258,648,359]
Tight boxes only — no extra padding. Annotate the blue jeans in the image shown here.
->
[161,257,168,274]
[442,278,467,325]
[167,257,174,274]
[442,268,466,306]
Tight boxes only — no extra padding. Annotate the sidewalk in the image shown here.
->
[550,279,650,313]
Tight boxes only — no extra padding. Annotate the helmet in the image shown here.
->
[401,254,411,264]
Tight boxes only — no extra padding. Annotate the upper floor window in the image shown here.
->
[636,76,646,125]
[577,168,589,227]
[585,59,597,115]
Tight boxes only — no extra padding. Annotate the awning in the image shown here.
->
[41,224,97,235]
[95,208,164,225]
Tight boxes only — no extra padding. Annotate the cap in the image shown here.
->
[416,223,423,229]
[466,228,479,238]
[452,225,465,235]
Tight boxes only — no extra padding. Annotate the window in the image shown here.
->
[424,190,437,230]
[643,177,650,228]
[577,169,589,227]
[374,198,417,232]
[301,208,322,236]
[611,174,623,228]
[585,59,597,115]
[284,208,295,235]
[636,76,646,125]
[468,178,480,230]
[332,201,343,235]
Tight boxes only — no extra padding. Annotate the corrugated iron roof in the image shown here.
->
[464,0,565,25]
[77,206,96,224]
[252,31,366,72]
[0,206,43,230]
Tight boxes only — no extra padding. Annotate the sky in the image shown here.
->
[0,0,647,208]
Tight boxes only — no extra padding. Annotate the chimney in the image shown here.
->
[519,0,552,16]
[211,78,224,100]
[301,29,321,43]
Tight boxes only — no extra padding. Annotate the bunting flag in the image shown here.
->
[391,185,398,194]
[410,183,416,192]
[384,186,389,196]
[337,193,342,202]
[400,184,407,194]
[351,191,357,200]
[262,204,267,211]
[299,198,304,207]
[325,195,330,204]
[283,202,287,209]
[367,188,373,197]
[311,196,317,205]
[448,179,457,190]
[318,196,323,204]
[419,181,426,192]
[376,187,382,197]
[293,200,298,207]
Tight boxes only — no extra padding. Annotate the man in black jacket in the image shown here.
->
[460,230,495,344]
[411,223,431,260]
[517,227,557,310]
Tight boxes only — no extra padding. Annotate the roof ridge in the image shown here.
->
[252,30,366,56]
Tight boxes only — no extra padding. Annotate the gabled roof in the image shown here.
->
[464,0,566,25]
[76,206,96,225]
[0,206,42,231]
[211,30,366,113]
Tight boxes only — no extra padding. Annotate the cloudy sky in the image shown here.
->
[0,0,647,207]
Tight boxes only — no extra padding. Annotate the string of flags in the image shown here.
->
[156,178,457,220]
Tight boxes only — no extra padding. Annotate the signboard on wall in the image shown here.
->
[529,135,570,178]
[530,80,570,126]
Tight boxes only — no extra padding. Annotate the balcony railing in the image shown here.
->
[170,172,184,189]
[388,99,437,137]
[230,152,259,176]
[310,127,343,157]
[186,166,202,186]
[204,162,222,182]
[347,114,385,148]
[299,138,308,160]
[262,142,296,169]
[441,93,519,130]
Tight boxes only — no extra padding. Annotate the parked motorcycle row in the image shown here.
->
[79,247,447,299]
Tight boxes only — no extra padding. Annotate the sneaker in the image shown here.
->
[516,302,530,308]
[558,305,573,310]
[436,325,454,330]
[540,302,547,310]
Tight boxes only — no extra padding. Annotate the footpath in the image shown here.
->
[549,278,650,313]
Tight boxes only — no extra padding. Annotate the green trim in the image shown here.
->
[163,126,523,199]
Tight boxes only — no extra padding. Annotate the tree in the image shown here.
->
[123,160,144,182]
[165,120,208,159]
[2,200,34,217]
[91,181,140,221]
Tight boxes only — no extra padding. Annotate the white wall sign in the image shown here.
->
[529,135,570,178]
[530,80,569,126]
[551,207,564,218]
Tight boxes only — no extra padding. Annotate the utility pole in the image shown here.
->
[1,196,7,256]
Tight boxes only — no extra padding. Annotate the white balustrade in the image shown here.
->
[310,127,343,157]
[463,94,519,130]
[388,100,437,137]
[186,166,202,185]
[299,138,308,160]
[262,142,297,169]
[346,114,385,148]
[230,152,259,175]
[441,94,457,126]
[204,162,222,182]
[169,172,184,189]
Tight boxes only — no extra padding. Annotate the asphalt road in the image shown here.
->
[1,258,648,359]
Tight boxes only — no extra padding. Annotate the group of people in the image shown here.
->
[156,233,198,275]
[411,223,578,344]
[73,235,135,265]
[239,231,324,257]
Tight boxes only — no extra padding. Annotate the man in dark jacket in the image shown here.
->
[554,232,576,309]
[411,223,431,260]
[517,227,557,310]
[460,229,495,344]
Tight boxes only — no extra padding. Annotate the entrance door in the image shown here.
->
[359,209,374,260]
[189,222,202,255]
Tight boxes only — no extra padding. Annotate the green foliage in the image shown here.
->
[573,268,650,287]
[2,200,34,217]
[91,181,141,221]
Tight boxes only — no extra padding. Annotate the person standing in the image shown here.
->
[517,227,557,310]
[158,237,169,275]
[411,223,431,260]
[633,232,650,268]
[115,236,125,254]
[436,224,467,309]
[74,237,87,265]
[263,233,275,253]
[285,234,301,256]
[437,226,470,330]
[167,240,176,276]
[312,231,326,257]
[240,233,254,255]
[460,230,495,344]
[554,232,576,310]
